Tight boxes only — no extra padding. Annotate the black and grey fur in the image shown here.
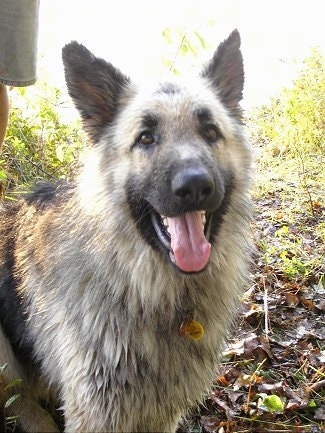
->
[0,30,253,432]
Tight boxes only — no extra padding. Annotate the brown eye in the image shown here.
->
[202,125,222,144]
[138,131,155,146]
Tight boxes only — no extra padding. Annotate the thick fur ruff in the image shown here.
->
[0,30,253,432]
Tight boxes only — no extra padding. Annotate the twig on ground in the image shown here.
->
[263,277,270,335]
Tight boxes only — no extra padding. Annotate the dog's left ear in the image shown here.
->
[201,29,244,117]
[62,42,131,143]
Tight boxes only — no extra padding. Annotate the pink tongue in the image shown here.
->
[167,211,211,273]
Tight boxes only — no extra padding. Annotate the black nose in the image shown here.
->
[172,167,215,208]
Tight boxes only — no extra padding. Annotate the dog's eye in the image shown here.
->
[201,125,222,144]
[138,131,155,146]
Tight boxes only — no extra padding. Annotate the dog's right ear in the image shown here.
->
[62,42,131,143]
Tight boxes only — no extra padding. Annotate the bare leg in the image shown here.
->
[0,84,9,152]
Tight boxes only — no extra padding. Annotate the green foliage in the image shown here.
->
[250,48,324,290]
[0,364,21,432]
[258,394,285,413]
[249,48,325,157]
[1,83,86,196]
[162,28,210,75]
[259,224,315,281]
[249,48,325,220]
[316,222,325,243]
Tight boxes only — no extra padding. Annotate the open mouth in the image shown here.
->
[151,210,212,273]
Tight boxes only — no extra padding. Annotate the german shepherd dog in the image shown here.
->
[0,30,253,432]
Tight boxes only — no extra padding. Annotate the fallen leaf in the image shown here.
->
[312,201,322,212]
[314,406,325,421]
[276,211,284,220]
[285,292,299,307]
[233,373,253,391]
[315,299,325,311]
[216,376,230,387]
[258,381,285,394]
[300,297,315,310]
[260,395,284,413]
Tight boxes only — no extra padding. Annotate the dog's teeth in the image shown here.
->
[169,250,176,265]
[163,217,168,228]
[201,212,206,225]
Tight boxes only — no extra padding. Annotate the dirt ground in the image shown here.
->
[181,188,325,433]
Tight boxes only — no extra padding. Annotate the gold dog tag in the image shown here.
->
[179,319,204,341]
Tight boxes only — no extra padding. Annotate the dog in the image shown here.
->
[0,29,253,432]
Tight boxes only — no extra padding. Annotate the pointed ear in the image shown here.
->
[201,29,244,117]
[62,41,131,143]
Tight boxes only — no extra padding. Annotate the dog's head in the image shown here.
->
[62,30,252,274]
